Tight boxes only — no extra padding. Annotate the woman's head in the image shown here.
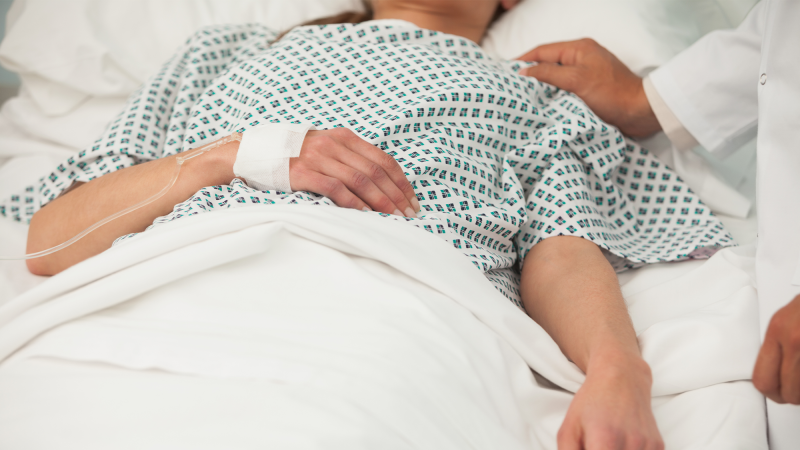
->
[371,0,519,43]
[287,0,518,44]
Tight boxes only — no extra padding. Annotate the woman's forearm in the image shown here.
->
[520,236,646,373]
[26,140,240,276]
[520,236,662,448]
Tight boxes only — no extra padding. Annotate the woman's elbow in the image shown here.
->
[25,213,59,276]
[25,235,58,276]
[25,256,53,276]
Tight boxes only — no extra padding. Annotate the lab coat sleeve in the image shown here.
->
[647,1,766,157]
[642,76,699,151]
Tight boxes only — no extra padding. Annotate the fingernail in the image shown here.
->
[412,196,421,212]
[393,209,403,217]
[362,207,372,212]
[404,207,417,218]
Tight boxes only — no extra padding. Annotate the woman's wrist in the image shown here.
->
[184,138,240,186]
[587,346,653,389]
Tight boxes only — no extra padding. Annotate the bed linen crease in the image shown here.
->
[0,205,766,449]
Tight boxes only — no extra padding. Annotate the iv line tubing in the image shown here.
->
[0,132,242,261]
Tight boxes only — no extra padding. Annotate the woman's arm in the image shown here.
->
[521,236,664,450]
[26,140,241,276]
[27,128,419,276]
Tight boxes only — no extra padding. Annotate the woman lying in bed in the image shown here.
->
[7,0,734,448]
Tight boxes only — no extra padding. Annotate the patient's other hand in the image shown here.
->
[517,39,661,138]
[289,128,420,217]
[753,294,800,404]
[559,351,664,450]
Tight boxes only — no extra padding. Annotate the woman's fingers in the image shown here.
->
[337,129,420,212]
[320,159,407,216]
[296,128,420,216]
[294,168,370,212]
[333,145,417,218]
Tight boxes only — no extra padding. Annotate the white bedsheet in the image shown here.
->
[0,205,767,448]
[0,46,766,448]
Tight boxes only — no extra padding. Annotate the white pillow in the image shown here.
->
[2,0,758,115]
[482,0,758,76]
[0,0,364,115]
[0,0,758,218]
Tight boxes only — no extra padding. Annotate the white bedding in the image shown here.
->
[0,1,767,446]
[0,205,767,448]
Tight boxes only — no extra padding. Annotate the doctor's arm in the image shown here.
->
[517,1,765,155]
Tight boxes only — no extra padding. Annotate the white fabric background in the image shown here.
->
[0,1,767,446]
[0,206,767,448]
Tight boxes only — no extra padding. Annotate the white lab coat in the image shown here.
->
[648,1,800,448]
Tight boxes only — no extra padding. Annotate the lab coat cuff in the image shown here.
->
[233,123,316,192]
[642,75,699,152]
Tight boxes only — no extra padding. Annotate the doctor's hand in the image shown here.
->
[517,39,661,138]
[289,128,420,217]
[753,294,800,404]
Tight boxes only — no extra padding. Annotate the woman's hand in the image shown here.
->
[559,352,664,450]
[289,128,420,217]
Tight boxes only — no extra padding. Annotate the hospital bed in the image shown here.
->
[0,0,770,448]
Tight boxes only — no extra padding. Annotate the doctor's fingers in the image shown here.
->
[332,149,417,218]
[519,62,583,93]
[333,129,420,212]
[778,295,800,404]
[555,421,581,450]
[516,39,598,65]
[780,346,800,404]
[753,332,785,403]
[754,296,800,404]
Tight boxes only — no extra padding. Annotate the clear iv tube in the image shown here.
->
[0,132,242,260]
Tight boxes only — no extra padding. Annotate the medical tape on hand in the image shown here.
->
[233,123,316,192]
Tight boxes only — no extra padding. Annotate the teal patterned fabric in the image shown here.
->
[1,20,733,308]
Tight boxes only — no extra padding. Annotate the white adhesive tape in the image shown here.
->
[233,123,316,192]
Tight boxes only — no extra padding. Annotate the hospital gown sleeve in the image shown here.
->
[0,24,276,224]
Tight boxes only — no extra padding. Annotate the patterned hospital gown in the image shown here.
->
[0,20,733,308]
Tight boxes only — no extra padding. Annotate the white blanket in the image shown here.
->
[0,206,766,448]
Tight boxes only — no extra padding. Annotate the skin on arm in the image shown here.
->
[517,39,661,138]
[26,141,241,276]
[26,128,418,276]
[516,37,800,411]
[521,236,664,450]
